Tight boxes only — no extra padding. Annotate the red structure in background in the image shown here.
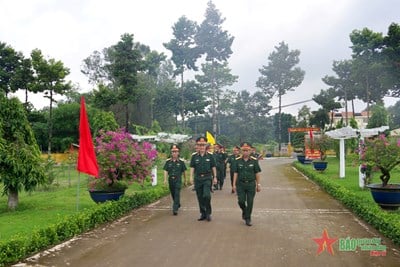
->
[288,127,321,159]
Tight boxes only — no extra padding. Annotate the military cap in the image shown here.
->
[170,144,180,152]
[196,136,208,145]
[240,142,252,150]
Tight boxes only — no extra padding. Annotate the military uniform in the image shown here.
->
[214,145,227,190]
[227,147,240,193]
[190,137,217,221]
[232,142,262,226]
[163,145,187,215]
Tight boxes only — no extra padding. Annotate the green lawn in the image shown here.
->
[0,163,174,241]
[297,156,400,211]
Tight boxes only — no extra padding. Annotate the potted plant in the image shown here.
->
[88,129,157,203]
[361,133,400,210]
[309,133,333,171]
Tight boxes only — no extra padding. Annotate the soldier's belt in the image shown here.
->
[197,172,211,177]
[239,179,255,183]
[169,176,179,179]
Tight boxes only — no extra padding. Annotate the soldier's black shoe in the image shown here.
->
[206,214,212,221]
[198,215,206,221]
[245,219,252,226]
[173,211,178,216]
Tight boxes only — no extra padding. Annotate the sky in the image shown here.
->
[1,0,400,115]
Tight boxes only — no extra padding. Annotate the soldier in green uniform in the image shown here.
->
[232,142,262,226]
[190,136,217,221]
[213,143,227,190]
[163,144,187,216]
[227,145,240,193]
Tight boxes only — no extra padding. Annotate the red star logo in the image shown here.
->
[312,229,338,255]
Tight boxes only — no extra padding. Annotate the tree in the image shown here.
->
[0,42,34,104]
[0,95,46,210]
[322,60,357,125]
[195,0,235,136]
[195,61,237,134]
[367,104,389,128]
[164,16,201,127]
[383,23,400,96]
[106,33,145,130]
[309,108,330,130]
[256,41,305,151]
[312,89,342,129]
[31,49,72,155]
[350,28,386,117]
[82,34,166,131]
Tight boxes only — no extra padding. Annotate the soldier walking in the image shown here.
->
[213,143,227,190]
[232,142,262,226]
[163,144,187,216]
[227,145,240,193]
[190,137,217,221]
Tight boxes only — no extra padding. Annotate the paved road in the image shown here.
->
[17,158,400,267]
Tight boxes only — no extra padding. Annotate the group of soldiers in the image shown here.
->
[163,136,262,226]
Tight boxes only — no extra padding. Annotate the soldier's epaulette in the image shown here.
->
[207,151,213,155]
[179,157,185,161]
[250,156,257,160]
[166,158,171,161]
[191,152,197,155]
[235,156,242,160]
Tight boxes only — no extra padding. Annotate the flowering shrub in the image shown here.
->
[88,129,157,192]
[360,134,400,187]
[306,133,333,161]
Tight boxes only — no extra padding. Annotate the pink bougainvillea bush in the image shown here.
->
[88,129,157,191]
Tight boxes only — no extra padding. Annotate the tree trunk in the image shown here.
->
[48,89,53,156]
[181,72,185,129]
[8,189,19,210]
[278,93,282,154]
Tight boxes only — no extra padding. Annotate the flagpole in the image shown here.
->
[77,173,80,211]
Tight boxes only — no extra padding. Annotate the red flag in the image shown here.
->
[309,130,314,153]
[77,96,99,177]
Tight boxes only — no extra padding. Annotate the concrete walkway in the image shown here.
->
[17,158,400,267]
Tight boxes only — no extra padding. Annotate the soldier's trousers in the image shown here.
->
[236,181,256,220]
[216,166,225,189]
[168,177,181,212]
[195,176,212,216]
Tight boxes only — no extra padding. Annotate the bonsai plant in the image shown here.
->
[308,133,333,171]
[361,134,400,187]
[88,129,157,201]
[360,133,400,209]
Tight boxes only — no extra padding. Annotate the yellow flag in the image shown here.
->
[206,131,216,145]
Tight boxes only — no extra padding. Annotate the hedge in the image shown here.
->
[0,186,169,266]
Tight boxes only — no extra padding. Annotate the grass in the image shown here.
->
[298,156,400,212]
[0,162,177,241]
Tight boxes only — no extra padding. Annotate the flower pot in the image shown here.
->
[89,190,126,203]
[297,155,306,163]
[366,183,400,210]
[297,154,312,164]
[312,161,328,171]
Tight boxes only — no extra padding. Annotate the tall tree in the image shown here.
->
[106,33,144,130]
[195,0,235,136]
[195,61,237,134]
[0,42,33,100]
[383,23,400,96]
[350,28,386,117]
[322,60,356,125]
[256,41,305,151]
[31,49,71,155]
[164,16,201,127]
